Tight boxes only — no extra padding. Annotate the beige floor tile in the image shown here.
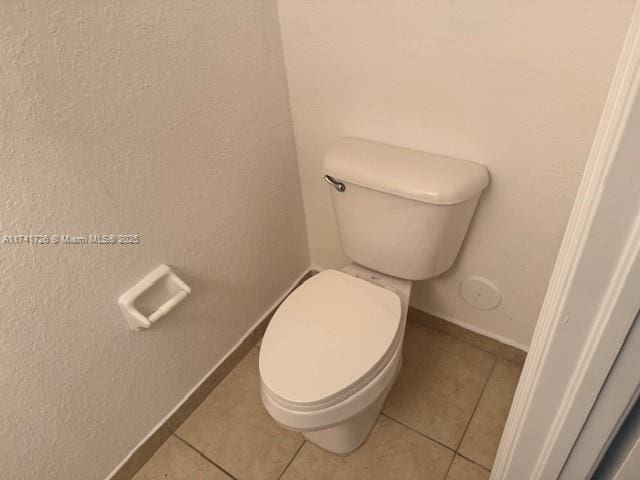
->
[459,359,522,469]
[281,415,454,480]
[408,308,502,355]
[111,424,173,480]
[383,322,496,448]
[132,435,232,480]
[446,455,490,480]
[167,334,256,431]
[498,344,527,367]
[177,348,303,480]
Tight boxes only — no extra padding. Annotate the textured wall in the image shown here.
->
[0,2,309,479]
[277,0,633,348]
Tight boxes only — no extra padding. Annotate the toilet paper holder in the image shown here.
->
[118,264,191,331]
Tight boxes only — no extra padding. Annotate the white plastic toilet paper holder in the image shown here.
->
[118,264,191,331]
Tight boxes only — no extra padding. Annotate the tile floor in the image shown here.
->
[133,312,524,480]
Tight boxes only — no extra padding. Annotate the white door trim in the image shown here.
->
[559,311,640,479]
[614,434,640,480]
[491,3,640,478]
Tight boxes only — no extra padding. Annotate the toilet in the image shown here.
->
[259,137,489,454]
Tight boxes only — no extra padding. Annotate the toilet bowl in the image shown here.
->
[259,266,411,454]
[258,137,489,454]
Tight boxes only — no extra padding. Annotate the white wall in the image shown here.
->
[0,2,309,479]
[277,0,634,349]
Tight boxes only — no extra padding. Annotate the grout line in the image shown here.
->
[381,409,496,476]
[455,355,499,453]
[173,433,239,480]
[277,440,306,479]
[380,413,456,454]
[456,451,492,473]
[443,450,457,480]
[380,413,461,478]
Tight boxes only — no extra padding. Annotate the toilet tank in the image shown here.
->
[323,138,489,281]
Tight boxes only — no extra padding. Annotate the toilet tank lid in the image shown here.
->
[324,137,489,205]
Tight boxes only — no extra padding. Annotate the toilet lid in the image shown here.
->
[259,269,401,407]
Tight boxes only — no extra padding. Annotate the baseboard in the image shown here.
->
[106,267,314,480]
[418,306,529,353]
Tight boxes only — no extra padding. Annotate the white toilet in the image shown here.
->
[259,137,489,454]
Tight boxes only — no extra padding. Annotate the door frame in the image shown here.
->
[559,311,640,479]
[491,3,640,478]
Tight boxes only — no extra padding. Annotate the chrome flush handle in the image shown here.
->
[324,175,345,192]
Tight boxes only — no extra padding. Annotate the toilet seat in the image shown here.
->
[260,335,403,433]
[259,270,402,411]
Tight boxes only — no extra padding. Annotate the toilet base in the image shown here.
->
[302,354,401,455]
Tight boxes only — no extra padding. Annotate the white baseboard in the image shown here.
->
[106,266,312,480]
[417,306,529,353]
